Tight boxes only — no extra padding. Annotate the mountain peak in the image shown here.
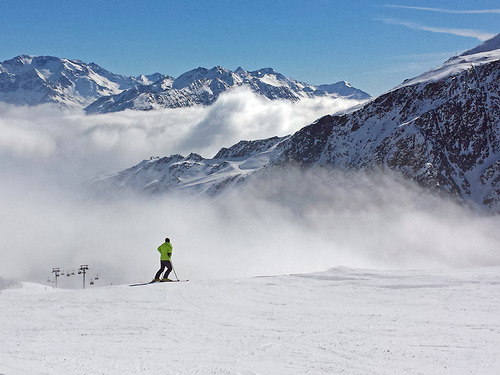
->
[257,67,277,74]
[247,67,279,78]
[0,55,160,108]
[11,54,35,63]
[172,67,209,89]
[317,81,371,100]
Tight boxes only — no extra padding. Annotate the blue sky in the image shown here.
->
[0,0,498,96]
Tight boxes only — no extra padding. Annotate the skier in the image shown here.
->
[153,238,173,282]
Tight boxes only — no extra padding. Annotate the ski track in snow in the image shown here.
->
[1,267,499,374]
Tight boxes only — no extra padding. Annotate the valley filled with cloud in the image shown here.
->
[1,90,499,286]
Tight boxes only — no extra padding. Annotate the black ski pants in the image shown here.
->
[155,260,172,280]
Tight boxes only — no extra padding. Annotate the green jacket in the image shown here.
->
[157,241,173,261]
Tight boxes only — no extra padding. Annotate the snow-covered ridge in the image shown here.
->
[461,33,500,56]
[90,136,289,196]
[395,37,500,91]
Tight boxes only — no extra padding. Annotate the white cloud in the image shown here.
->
[0,91,363,182]
[176,87,362,157]
[377,18,496,41]
[0,120,56,158]
[384,5,500,14]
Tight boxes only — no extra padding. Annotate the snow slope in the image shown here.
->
[394,48,500,91]
[1,267,499,374]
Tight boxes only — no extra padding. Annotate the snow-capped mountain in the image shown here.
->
[84,66,371,113]
[0,55,371,112]
[0,55,167,108]
[93,34,500,212]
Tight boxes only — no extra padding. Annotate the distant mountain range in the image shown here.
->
[0,56,371,113]
[91,34,500,212]
[0,55,164,109]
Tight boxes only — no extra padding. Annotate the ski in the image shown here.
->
[129,281,155,287]
[129,279,189,287]
[159,279,189,283]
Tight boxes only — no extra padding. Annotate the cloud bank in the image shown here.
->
[1,92,499,288]
[0,89,362,182]
[2,167,500,288]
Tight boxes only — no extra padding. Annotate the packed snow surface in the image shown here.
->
[1,267,499,374]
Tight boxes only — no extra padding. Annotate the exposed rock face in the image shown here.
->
[276,59,500,210]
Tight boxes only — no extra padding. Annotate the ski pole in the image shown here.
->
[171,260,179,281]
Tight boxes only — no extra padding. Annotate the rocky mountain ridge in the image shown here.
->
[0,55,371,113]
[85,66,371,113]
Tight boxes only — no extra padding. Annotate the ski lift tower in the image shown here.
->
[51,268,61,288]
[79,265,89,289]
